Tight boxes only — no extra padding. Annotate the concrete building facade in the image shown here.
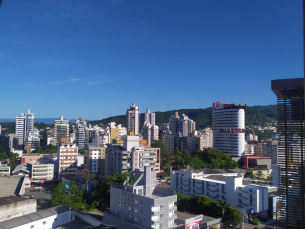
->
[54,116,69,146]
[107,166,177,229]
[58,142,78,179]
[169,112,195,137]
[84,144,106,177]
[170,168,269,215]
[0,196,36,223]
[212,102,250,157]
[126,103,140,135]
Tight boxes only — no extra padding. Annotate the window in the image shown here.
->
[43,221,46,225]
[30,226,34,229]
[159,214,164,220]
[160,205,164,211]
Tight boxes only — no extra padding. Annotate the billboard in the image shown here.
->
[186,220,200,229]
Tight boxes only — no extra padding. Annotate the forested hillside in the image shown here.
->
[89,105,277,129]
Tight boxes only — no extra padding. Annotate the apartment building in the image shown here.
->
[126,103,140,135]
[142,122,159,147]
[175,135,195,154]
[0,162,10,175]
[162,134,175,153]
[262,141,278,165]
[58,142,78,179]
[76,125,86,149]
[105,166,177,229]
[212,102,250,157]
[170,167,269,216]
[15,109,35,149]
[84,143,106,177]
[169,112,196,137]
[194,129,213,151]
[105,136,161,178]
[32,161,54,182]
[148,147,161,174]
[54,116,69,146]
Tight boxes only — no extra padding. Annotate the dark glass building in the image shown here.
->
[271,78,305,228]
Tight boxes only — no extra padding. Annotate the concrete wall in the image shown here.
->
[13,209,74,229]
[0,197,36,222]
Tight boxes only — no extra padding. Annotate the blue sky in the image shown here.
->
[0,0,303,120]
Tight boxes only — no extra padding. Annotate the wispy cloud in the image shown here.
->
[87,81,102,85]
[86,75,116,86]
[45,76,115,87]
[68,78,82,82]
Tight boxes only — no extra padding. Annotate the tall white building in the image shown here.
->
[54,116,69,146]
[143,109,156,125]
[126,103,139,135]
[169,112,195,137]
[58,141,78,179]
[15,109,35,149]
[142,122,159,147]
[212,102,250,157]
[76,125,86,149]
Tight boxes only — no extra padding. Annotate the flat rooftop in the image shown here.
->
[176,211,217,223]
[0,196,35,206]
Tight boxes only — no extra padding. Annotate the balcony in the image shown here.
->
[169,204,177,211]
[151,206,160,212]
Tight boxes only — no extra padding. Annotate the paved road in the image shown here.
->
[25,190,52,210]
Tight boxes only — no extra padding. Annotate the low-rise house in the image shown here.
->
[12,163,31,176]
[0,206,75,229]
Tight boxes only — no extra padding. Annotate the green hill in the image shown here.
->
[89,104,277,129]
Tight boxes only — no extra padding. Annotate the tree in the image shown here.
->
[77,169,96,192]
[256,171,264,180]
[222,205,242,228]
[152,140,170,175]
[96,172,132,208]
[32,147,43,154]
[44,144,57,154]
[188,157,205,170]
[244,171,254,179]
[78,148,84,155]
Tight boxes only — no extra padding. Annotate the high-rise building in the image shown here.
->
[76,125,86,149]
[212,102,250,157]
[54,116,69,146]
[169,112,195,137]
[58,141,78,179]
[143,109,155,126]
[142,122,159,147]
[15,109,35,149]
[126,103,139,135]
[271,78,305,228]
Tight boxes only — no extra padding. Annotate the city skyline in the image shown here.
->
[0,0,303,120]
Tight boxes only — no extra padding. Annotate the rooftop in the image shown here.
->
[178,167,236,174]
[0,176,24,198]
[0,206,70,229]
[21,153,46,157]
[0,196,35,206]
[12,163,32,173]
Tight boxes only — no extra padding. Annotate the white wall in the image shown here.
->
[13,210,75,229]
